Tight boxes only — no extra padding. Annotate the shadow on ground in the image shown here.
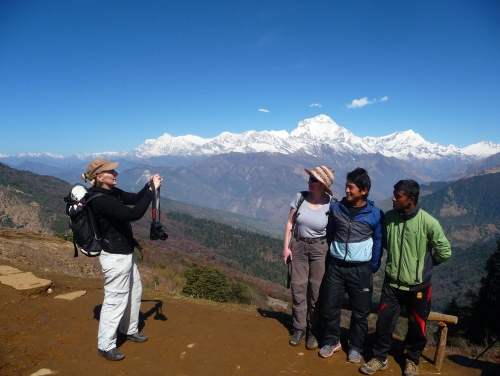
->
[449,354,500,376]
[257,308,292,333]
[93,299,168,347]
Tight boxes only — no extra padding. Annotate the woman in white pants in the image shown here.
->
[82,158,162,361]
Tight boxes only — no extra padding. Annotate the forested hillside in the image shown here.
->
[422,172,500,229]
[132,211,287,287]
[419,171,500,247]
[0,162,71,233]
[432,239,498,312]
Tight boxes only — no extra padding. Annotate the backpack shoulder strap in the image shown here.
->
[291,191,308,238]
[325,195,338,217]
[83,192,104,211]
[85,192,103,203]
[296,191,308,213]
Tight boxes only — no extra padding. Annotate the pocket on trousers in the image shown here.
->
[358,266,373,293]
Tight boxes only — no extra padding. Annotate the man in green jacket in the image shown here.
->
[360,180,451,376]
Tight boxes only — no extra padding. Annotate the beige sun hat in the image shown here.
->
[81,158,119,184]
[304,166,335,196]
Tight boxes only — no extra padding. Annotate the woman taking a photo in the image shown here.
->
[283,165,335,350]
[82,157,162,361]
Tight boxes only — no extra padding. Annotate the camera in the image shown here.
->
[150,222,168,241]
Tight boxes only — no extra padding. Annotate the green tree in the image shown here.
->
[230,281,252,304]
[466,240,500,343]
[182,265,233,302]
[442,297,471,346]
[182,265,253,304]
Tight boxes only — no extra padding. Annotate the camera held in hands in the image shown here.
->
[149,181,168,241]
[150,221,168,240]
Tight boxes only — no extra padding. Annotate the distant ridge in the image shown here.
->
[2,115,500,163]
[2,115,500,193]
[117,115,500,161]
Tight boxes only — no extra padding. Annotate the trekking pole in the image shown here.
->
[286,255,292,289]
[151,185,160,224]
[467,337,499,367]
[150,183,168,241]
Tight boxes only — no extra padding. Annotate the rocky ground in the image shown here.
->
[0,228,496,376]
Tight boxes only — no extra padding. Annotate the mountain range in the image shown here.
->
[2,115,500,177]
[2,114,500,236]
[130,114,500,162]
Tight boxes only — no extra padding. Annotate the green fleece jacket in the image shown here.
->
[383,206,451,291]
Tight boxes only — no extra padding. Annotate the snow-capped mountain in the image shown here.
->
[133,130,292,158]
[16,152,66,159]
[2,115,500,180]
[461,141,500,157]
[362,130,463,160]
[123,115,499,161]
[128,115,372,158]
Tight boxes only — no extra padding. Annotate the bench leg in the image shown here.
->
[434,322,448,370]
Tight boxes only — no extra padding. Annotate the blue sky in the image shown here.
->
[1,0,499,156]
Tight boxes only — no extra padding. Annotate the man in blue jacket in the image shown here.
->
[319,168,384,364]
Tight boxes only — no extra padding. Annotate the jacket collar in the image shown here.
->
[339,197,374,213]
[399,205,420,220]
[89,186,116,195]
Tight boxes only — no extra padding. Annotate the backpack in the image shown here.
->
[63,185,103,257]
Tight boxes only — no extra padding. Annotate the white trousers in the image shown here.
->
[97,251,142,351]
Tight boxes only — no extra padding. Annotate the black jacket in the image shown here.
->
[88,183,153,254]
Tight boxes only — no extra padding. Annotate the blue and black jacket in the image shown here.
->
[327,198,384,273]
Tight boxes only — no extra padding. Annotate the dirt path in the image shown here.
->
[0,260,493,376]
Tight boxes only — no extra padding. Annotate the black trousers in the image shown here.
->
[322,257,373,353]
[372,282,432,365]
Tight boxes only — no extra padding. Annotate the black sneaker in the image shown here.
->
[98,347,125,361]
[289,329,306,346]
[126,332,148,343]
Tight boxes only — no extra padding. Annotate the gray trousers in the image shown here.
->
[290,237,328,331]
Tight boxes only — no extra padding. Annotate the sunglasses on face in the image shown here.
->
[309,176,319,183]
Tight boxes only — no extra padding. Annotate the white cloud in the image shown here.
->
[258,109,270,113]
[346,97,373,109]
[309,103,322,107]
[346,96,388,109]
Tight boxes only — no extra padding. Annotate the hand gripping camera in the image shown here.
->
[149,182,168,241]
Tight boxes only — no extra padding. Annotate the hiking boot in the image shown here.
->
[289,329,306,346]
[98,347,125,361]
[348,349,361,363]
[305,334,318,350]
[404,358,419,376]
[318,342,341,358]
[126,331,148,343]
[359,358,388,374]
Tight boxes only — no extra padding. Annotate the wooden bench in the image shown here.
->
[341,298,458,370]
